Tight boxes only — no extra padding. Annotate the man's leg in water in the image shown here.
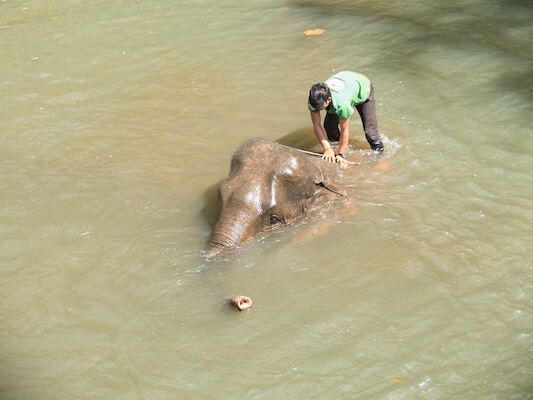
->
[356,84,384,152]
[324,112,340,142]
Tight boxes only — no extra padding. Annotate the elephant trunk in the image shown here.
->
[207,206,258,257]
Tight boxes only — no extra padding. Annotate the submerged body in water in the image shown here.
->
[207,138,347,257]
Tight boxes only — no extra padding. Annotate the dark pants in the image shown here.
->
[324,83,384,152]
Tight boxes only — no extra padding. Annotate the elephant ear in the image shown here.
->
[310,163,347,198]
[314,180,347,197]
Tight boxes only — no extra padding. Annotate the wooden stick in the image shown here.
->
[295,149,359,165]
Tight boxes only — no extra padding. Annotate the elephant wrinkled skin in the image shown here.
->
[206,138,347,257]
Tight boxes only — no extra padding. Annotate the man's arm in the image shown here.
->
[310,111,335,162]
[336,117,350,168]
[338,117,350,154]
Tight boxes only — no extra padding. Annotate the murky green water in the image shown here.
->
[1,0,532,398]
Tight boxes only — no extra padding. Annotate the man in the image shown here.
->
[308,71,384,164]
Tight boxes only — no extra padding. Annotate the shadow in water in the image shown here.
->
[202,180,223,230]
[293,0,533,101]
[274,127,319,150]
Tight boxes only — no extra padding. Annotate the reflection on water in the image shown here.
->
[1,0,532,398]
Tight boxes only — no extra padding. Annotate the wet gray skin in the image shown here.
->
[207,138,347,257]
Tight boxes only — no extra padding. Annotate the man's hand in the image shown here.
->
[322,148,336,162]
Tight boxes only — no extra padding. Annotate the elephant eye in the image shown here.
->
[268,215,281,225]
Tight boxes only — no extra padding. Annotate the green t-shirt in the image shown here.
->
[308,71,371,120]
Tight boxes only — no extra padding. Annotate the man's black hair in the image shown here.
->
[308,83,331,109]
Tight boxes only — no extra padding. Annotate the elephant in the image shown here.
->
[206,138,348,257]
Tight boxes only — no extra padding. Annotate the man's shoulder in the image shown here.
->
[326,71,367,90]
[326,77,346,92]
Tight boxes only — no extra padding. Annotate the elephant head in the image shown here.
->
[206,138,347,257]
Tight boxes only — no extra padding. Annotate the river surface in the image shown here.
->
[1,0,532,399]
